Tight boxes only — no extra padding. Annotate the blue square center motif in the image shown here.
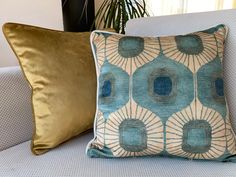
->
[119,119,147,152]
[187,128,207,147]
[154,76,172,96]
[102,80,112,97]
[182,120,212,153]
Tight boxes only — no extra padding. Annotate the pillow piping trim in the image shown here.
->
[85,30,123,154]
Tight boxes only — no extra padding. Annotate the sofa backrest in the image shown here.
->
[125,9,236,132]
[0,67,33,151]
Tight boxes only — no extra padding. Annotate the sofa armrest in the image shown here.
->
[0,66,33,151]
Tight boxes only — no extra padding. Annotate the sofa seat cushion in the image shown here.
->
[0,132,235,177]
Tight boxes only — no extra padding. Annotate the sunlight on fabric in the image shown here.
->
[147,0,236,16]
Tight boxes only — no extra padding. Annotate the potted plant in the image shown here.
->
[62,0,149,34]
[95,0,149,34]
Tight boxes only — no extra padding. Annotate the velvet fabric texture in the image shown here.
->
[87,25,236,162]
[3,23,96,155]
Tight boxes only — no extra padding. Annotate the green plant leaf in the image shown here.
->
[93,0,149,33]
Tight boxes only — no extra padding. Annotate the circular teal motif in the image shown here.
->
[118,37,144,58]
[175,34,204,55]
[197,58,226,117]
[99,61,129,119]
[119,119,147,152]
[99,73,115,102]
[182,120,212,153]
[133,55,194,120]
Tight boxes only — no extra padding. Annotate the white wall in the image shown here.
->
[0,0,63,67]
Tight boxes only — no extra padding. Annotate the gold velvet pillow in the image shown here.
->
[3,23,96,155]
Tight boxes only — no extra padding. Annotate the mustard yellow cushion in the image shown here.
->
[3,23,96,155]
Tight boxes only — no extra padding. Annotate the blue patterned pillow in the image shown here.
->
[87,25,236,162]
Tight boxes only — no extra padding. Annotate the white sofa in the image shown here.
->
[0,9,236,177]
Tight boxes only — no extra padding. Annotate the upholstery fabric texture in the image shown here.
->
[1,132,236,177]
[3,23,96,155]
[0,67,33,151]
[87,26,236,162]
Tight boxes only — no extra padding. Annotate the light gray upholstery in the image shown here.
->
[0,132,236,177]
[0,66,33,151]
[126,9,236,132]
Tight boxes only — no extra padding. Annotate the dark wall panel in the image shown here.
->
[62,0,95,32]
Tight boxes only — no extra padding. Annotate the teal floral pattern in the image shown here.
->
[105,34,160,74]
[87,25,236,162]
[160,31,217,73]
[105,99,163,157]
[166,99,226,159]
